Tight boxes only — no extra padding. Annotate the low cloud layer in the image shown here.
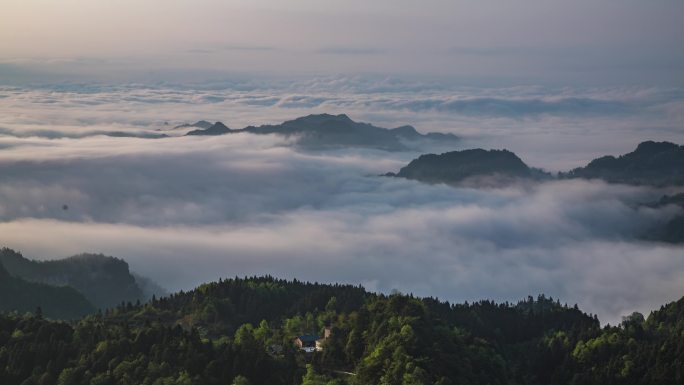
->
[0,117,682,324]
[1,79,682,171]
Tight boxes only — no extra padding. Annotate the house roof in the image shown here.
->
[297,334,320,343]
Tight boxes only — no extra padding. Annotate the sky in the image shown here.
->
[1,0,683,85]
[0,0,683,324]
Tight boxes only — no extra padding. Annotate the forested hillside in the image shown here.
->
[565,141,684,186]
[0,248,151,309]
[385,148,550,185]
[0,262,94,320]
[1,276,682,385]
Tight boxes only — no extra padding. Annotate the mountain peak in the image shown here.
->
[634,141,679,155]
[290,113,353,125]
[391,125,419,136]
[186,121,232,136]
[392,148,532,184]
[174,120,213,129]
[210,121,229,130]
[333,113,352,121]
[568,140,683,186]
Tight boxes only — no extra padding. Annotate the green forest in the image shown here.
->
[1,276,682,385]
[0,261,94,319]
[0,248,153,310]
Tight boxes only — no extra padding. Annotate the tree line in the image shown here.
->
[1,276,682,385]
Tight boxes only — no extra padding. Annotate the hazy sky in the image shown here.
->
[1,0,683,84]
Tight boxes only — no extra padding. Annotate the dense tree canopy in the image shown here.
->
[1,276,682,385]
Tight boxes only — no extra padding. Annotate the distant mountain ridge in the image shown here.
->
[0,248,162,309]
[565,140,684,186]
[0,260,94,319]
[388,140,683,187]
[174,120,213,130]
[384,145,684,245]
[386,148,548,185]
[185,121,231,136]
[183,113,459,150]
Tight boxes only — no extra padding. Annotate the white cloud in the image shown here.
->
[0,130,682,324]
[1,80,682,170]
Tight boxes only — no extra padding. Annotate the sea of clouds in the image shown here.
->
[0,77,683,324]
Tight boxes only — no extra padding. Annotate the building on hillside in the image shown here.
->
[294,334,319,353]
[295,327,332,352]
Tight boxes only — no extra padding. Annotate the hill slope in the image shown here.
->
[566,141,684,186]
[0,262,94,319]
[185,121,232,136]
[0,248,149,309]
[0,275,683,385]
[387,148,538,185]
[1,275,683,385]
